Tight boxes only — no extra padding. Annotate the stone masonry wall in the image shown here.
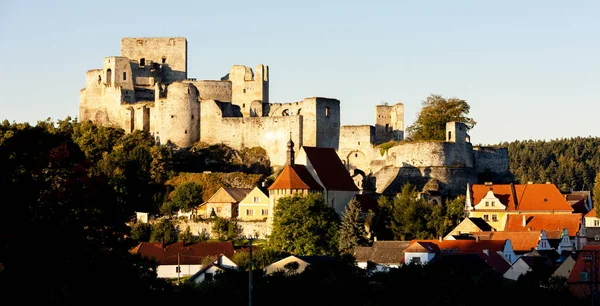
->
[200,103,303,167]
[190,80,232,102]
[121,37,187,84]
[174,220,270,240]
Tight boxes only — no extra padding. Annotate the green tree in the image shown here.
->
[178,225,197,244]
[130,222,153,242]
[268,193,340,256]
[170,181,203,213]
[338,197,369,253]
[151,219,178,244]
[0,123,170,303]
[406,94,476,141]
[211,217,243,241]
[594,173,600,216]
[387,183,444,240]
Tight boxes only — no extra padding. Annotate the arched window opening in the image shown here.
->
[106,69,112,86]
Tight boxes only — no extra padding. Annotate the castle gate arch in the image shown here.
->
[346,150,368,174]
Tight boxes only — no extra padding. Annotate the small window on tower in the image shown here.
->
[325,107,331,117]
[162,57,166,64]
[137,40,143,46]
[140,58,145,67]
[123,72,127,81]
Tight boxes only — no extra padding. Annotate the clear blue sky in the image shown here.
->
[1,0,598,145]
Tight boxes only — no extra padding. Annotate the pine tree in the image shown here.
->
[593,173,600,216]
[338,197,369,253]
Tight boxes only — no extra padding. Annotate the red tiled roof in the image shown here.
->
[470,183,573,212]
[504,213,582,235]
[301,146,359,191]
[130,241,234,265]
[414,239,508,254]
[567,245,600,283]
[267,164,323,191]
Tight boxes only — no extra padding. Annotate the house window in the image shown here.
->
[411,257,421,264]
[595,220,600,227]
[491,201,495,207]
[325,107,330,117]
[541,241,547,248]
[261,209,268,216]
[246,209,254,216]
[253,196,260,203]
[492,214,498,222]
[483,214,489,221]
[485,201,489,207]
[205,273,213,281]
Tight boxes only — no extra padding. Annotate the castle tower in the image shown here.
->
[446,121,468,143]
[120,37,188,84]
[375,102,404,143]
[229,64,269,117]
[155,82,200,148]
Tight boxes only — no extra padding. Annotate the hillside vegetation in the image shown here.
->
[495,136,600,192]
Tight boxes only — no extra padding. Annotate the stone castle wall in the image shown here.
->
[80,37,509,189]
[121,37,187,84]
[175,219,270,240]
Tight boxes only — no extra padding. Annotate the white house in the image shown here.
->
[187,254,238,284]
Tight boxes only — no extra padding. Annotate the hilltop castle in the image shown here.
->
[80,37,509,197]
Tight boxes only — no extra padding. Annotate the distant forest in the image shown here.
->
[493,136,600,192]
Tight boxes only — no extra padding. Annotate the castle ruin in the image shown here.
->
[80,37,509,197]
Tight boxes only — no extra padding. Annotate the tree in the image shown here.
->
[130,221,153,242]
[594,173,600,216]
[268,193,340,256]
[170,181,203,213]
[0,123,170,303]
[338,197,369,253]
[211,217,242,241]
[406,94,476,141]
[151,219,178,244]
[178,225,197,245]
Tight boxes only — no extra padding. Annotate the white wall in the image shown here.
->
[157,264,202,279]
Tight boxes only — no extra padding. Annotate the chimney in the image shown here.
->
[522,214,526,227]
[439,236,442,242]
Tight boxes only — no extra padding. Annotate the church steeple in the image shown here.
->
[286,132,295,166]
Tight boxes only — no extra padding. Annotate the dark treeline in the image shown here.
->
[492,137,600,192]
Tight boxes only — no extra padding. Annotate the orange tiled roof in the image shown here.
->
[470,183,573,212]
[267,164,323,191]
[585,209,597,218]
[302,146,359,191]
[504,213,582,235]
[477,231,542,252]
[130,241,234,265]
